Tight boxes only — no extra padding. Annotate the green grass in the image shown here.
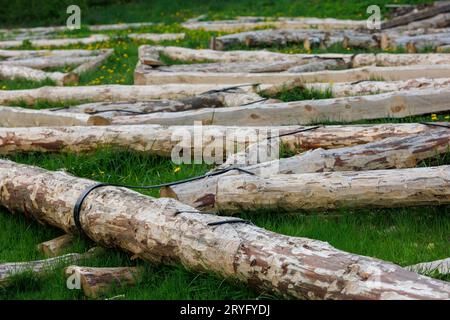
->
[0,0,449,300]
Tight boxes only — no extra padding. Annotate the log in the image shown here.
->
[128,33,185,42]
[0,106,110,127]
[0,84,255,105]
[260,78,450,98]
[65,266,142,298]
[0,247,101,287]
[406,258,450,275]
[110,88,450,126]
[213,166,450,213]
[382,3,450,29]
[405,12,450,30]
[0,49,104,59]
[383,33,450,51]
[134,63,450,85]
[0,159,448,299]
[162,130,450,209]
[0,35,110,49]
[438,44,450,52]
[181,17,366,32]
[37,234,75,257]
[0,123,436,157]
[352,53,450,67]
[0,64,78,86]
[1,56,97,69]
[342,35,379,49]
[72,49,114,75]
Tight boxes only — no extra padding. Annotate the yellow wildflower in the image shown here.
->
[174,167,181,173]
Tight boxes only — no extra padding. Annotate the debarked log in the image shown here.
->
[0,247,102,287]
[134,63,450,85]
[128,33,185,42]
[162,130,450,209]
[109,88,450,126]
[0,106,110,127]
[0,34,110,49]
[0,123,438,157]
[0,64,78,86]
[0,84,257,105]
[65,266,143,298]
[37,234,75,257]
[0,159,448,299]
[213,166,450,213]
[260,78,450,98]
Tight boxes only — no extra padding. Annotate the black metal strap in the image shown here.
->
[207,218,253,226]
[420,122,450,129]
[73,182,108,234]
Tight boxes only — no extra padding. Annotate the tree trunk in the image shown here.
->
[382,3,450,29]
[163,130,450,210]
[72,49,114,75]
[65,266,142,298]
[0,159,448,300]
[0,35,110,49]
[0,84,252,105]
[128,33,185,42]
[0,106,110,127]
[261,78,450,98]
[213,166,450,213]
[0,64,78,86]
[0,123,435,158]
[406,258,450,275]
[134,63,450,85]
[37,234,75,257]
[111,88,450,126]
[0,247,101,287]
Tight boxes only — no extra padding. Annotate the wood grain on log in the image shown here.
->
[0,160,448,299]
[110,88,450,126]
[0,106,110,127]
[65,266,142,298]
[37,234,75,257]
[214,166,450,213]
[0,123,436,157]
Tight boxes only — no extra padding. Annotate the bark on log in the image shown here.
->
[134,63,450,85]
[110,88,450,126]
[382,3,450,29]
[0,159,448,300]
[0,247,101,287]
[0,64,78,86]
[163,130,450,210]
[0,35,110,49]
[0,123,435,157]
[213,166,450,213]
[65,266,142,298]
[37,234,75,257]
[0,106,110,127]
[406,258,450,275]
[260,78,450,98]
[128,33,185,42]
[0,84,255,105]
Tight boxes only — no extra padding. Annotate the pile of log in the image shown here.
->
[0,48,113,85]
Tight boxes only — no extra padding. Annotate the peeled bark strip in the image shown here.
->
[72,49,114,75]
[163,130,450,210]
[129,33,185,42]
[261,78,450,98]
[65,266,142,298]
[0,64,78,86]
[0,123,437,158]
[135,63,450,85]
[214,166,450,213]
[111,88,450,126]
[0,84,256,105]
[406,258,450,275]
[0,106,110,127]
[0,248,101,287]
[0,35,110,49]
[37,234,75,257]
[382,3,450,29]
[0,160,448,300]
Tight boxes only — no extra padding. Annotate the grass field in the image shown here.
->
[0,0,449,300]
